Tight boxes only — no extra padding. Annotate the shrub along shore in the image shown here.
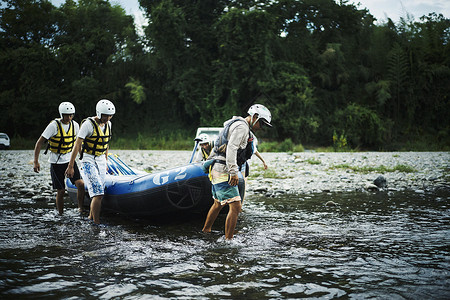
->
[9,134,450,152]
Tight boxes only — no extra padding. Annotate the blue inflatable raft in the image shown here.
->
[66,154,245,218]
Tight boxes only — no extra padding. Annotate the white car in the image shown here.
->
[0,133,10,149]
[195,127,222,143]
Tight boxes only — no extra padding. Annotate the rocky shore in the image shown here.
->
[0,150,449,202]
[244,151,449,197]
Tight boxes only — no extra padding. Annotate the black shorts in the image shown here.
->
[50,162,81,190]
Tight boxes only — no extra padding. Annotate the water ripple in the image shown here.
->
[0,190,449,298]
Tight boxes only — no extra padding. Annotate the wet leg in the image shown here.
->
[90,195,103,224]
[202,200,222,233]
[56,189,65,215]
[75,179,85,213]
[225,200,242,240]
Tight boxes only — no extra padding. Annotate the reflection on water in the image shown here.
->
[1,189,449,299]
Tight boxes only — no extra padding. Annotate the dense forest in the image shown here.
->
[1,0,449,150]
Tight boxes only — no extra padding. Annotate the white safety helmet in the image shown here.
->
[195,133,210,144]
[58,102,75,118]
[248,104,272,127]
[96,99,116,118]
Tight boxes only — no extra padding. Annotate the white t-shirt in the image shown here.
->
[41,119,80,164]
[77,117,112,164]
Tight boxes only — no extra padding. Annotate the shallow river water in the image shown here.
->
[1,187,449,299]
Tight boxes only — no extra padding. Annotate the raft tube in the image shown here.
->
[66,162,245,218]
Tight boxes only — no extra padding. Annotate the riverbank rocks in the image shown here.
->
[253,187,268,194]
[365,183,379,191]
[244,151,449,196]
[0,150,449,201]
[32,195,49,201]
[374,175,387,188]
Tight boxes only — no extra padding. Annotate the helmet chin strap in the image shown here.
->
[252,118,259,128]
[250,116,260,129]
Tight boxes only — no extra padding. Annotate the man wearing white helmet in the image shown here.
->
[66,99,115,224]
[33,102,85,215]
[202,104,272,240]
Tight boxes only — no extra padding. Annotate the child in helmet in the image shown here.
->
[193,133,214,162]
[33,102,85,215]
[65,99,115,224]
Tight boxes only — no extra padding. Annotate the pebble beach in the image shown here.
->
[1,150,448,202]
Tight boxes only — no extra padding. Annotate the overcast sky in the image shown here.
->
[49,0,449,29]
[353,0,449,22]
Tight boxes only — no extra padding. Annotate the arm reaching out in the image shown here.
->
[33,136,47,173]
[65,138,83,178]
[255,150,267,169]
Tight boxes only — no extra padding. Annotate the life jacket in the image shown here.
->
[200,141,214,160]
[45,119,76,154]
[80,117,111,158]
[213,118,254,167]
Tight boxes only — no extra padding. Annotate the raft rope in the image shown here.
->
[106,154,137,176]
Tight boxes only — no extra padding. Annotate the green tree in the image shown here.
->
[203,7,276,124]
[334,103,385,148]
[1,0,448,150]
[259,62,317,143]
[0,0,142,138]
[0,0,60,136]
[55,0,141,116]
[387,43,410,122]
[408,14,450,140]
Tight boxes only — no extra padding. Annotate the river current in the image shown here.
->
[1,188,449,299]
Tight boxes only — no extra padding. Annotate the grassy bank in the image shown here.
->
[6,134,449,152]
[329,163,417,173]
[8,134,307,152]
[8,133,194,151]
[110,133,192,150]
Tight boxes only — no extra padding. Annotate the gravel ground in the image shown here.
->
[0,150,449,201]
[244,151,450,197]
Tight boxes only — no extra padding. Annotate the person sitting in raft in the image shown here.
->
[65,99,115,224]
[202,104,272,240]
[193,133,214,162]
[33,102,85,215]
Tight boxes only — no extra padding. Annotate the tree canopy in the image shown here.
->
[1,0,449,149]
